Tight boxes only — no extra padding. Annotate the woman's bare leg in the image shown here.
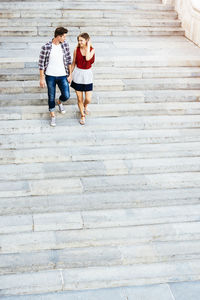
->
[76,90,85,124]
[76,91,84,116]
[84,91,92,114]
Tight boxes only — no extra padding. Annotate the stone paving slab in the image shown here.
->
[0,270,63,296]
[81,172,200,192]
[169,281,200,300]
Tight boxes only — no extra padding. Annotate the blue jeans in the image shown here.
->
[45,75,70,112]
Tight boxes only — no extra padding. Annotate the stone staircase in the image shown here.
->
[1,0,200,298]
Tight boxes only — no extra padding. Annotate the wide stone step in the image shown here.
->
[0,203,200,233]
[0,35,186,43]
[0,171,200,198]
[0,26,184,37]
[1,78,200,95]
[0,2,174,11]
[1,142,200,165]
[1,156,200,179]
[1,240,200,275]
[2,66,200,81]
[1,90,199,107]
[0,19,181,27]
[2,56,200,68]
[1,220,200,253]
[2,282,199,300]
[0,187,199,216]
[0,10,178,19]
[6,0,162,2]
[1,118,200,144]
[0,259,200,295]
[1,102,200,120]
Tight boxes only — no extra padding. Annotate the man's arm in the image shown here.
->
[67,64,72,84]
[64,42,72,83]
[40,69,45,88]
[39,45,46,88]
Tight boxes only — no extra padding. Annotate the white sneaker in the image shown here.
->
[50,117,56,127]
[58,102,66,114]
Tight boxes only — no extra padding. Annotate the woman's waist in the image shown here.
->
[75,65,92,71]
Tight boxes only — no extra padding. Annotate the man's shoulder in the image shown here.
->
[41,41,52,50]
[62,40,70,47]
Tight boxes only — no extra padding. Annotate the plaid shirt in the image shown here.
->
[38,40,72,75]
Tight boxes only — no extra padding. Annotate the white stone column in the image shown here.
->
[174,0,200,47]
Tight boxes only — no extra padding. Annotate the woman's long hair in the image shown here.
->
[77,32,93,48]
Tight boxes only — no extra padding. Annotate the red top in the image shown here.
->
[76,46,95,69]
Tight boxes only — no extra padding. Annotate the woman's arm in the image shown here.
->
[86,40,95,61]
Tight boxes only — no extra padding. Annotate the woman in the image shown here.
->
[71,33,95,125]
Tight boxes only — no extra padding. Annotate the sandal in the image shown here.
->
[79,115,85,125]
[84,108,90,115]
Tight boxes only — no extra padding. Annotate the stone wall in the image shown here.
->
[163,0,200,47]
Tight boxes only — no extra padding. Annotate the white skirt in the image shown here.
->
[72,66,93,84]
[71,66,93,91]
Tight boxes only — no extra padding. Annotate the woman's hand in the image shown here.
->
[67,74,72,84]
[87,39,91,49]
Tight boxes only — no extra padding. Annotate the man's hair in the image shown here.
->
[54,27,68,38]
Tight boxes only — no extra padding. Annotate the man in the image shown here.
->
[39,27,72,126]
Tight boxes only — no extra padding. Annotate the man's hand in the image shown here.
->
[67,75,72,84]
[40,78,45,88]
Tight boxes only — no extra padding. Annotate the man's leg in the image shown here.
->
[45,75,56,115]
[57,76,70,114]
[45,75,56,126]
[57,76,70,103]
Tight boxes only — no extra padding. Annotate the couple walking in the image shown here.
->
[39,27,95,126]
